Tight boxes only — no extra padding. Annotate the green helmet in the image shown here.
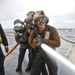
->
[14,31,22,43]
[14,19,24,25]
[14,19,26,33]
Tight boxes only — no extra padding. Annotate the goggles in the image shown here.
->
[36,21,45,25]
[35,17,46,25]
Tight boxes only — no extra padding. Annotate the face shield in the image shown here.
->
[14,23,26,33]
[14,23,21,27]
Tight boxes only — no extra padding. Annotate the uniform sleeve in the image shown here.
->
[44,27,61,47]
[19,27,32,44]
[14,32,21,43]
[19,31,28,44]
[29,30,36,49]
[0,24,8,46]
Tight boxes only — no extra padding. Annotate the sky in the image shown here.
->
[0,0,75,29]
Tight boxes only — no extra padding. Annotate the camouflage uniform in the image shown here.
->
[13,19,29,71]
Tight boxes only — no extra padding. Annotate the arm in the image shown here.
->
[29,30,36,49]
[19,31,28,44]
[0,24,8,46]
[0,24,9,52]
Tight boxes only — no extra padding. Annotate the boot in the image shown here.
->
[15,67,22,72]
[25,66,31,72]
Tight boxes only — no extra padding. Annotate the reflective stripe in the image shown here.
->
[45,31,50,39]
[0,34,2,44]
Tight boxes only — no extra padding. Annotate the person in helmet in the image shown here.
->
[14,19,26,33]
[0,24,9,75]
[14,11,35,72]
[29,10,61,75]
[19,11,36,72]
[14,19,28,72]
[24,11,36,36]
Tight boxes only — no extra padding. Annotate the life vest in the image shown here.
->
[45,25,53,40]
[34,25,52,40]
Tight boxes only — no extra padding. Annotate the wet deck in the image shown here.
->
[3,35,75,75]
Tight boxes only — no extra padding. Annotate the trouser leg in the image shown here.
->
[31,50,36,66]
[46,58,58,75]
[41,64,48,75]
[17,47,26,69]
[0,58,5,75]
[25,49,32,71]
[31,51,48,75]
[26,49,37,72]
[27,49,32,67]
[31,56,45,75]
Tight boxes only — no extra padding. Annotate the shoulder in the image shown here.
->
[46,25,58,35]
[30,28,37,36]
[46,25,57,30]
[32,27,37,32]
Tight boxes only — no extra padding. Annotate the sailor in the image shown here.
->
[14,19,27,72]
[29,10,61,75]
[19,11,35,71]
[0,24,9,75]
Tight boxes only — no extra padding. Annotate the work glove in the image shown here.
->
[4,46,9,53]
[33,35,43,46]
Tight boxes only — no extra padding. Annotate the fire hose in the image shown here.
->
[5,43,19,58]
[41,44,75,72]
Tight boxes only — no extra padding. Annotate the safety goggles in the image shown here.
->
[36,21,45,25]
